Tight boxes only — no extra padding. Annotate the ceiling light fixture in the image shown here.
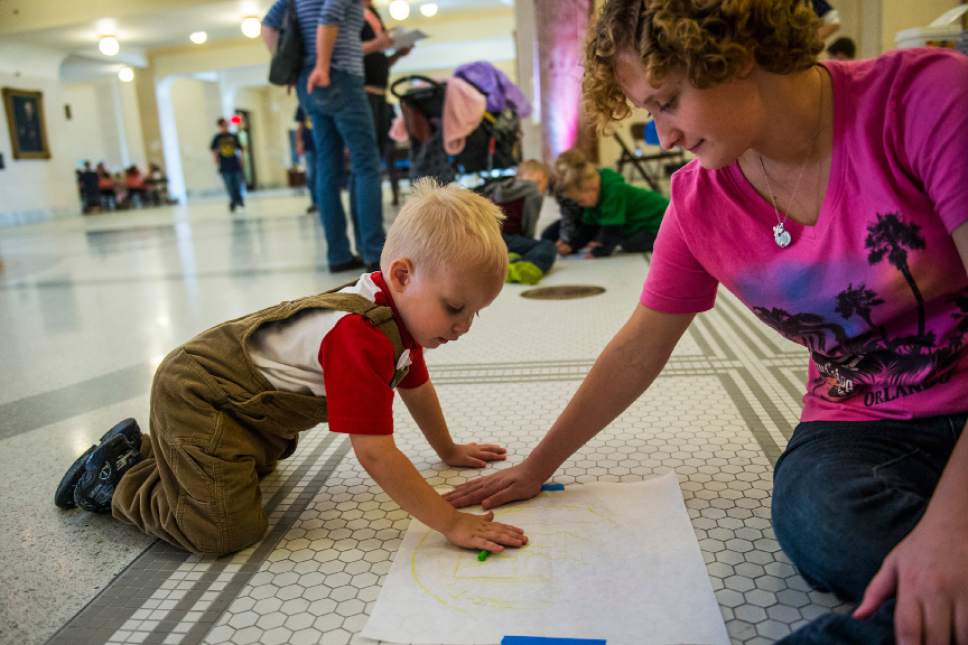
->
[419,2,438,17]
[98,35,120,56]
[240,16,261,38]
[190,31,208,44]
[118,66,134,82]
[388,0,410,21]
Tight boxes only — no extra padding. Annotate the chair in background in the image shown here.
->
[614,120,686,193]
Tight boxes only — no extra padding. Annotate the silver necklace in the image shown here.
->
[758,66,824,249]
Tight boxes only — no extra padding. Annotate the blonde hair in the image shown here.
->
[516,159,551,181]
[584,0,822,130]
[381,178,508,280]
[554,149,598,195]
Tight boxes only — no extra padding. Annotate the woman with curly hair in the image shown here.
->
[447,1,968,642]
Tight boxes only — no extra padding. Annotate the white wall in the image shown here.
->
[881,0,962,51]
[61,82,113,167]
[259,86,300,186]
[61,77,138,171]
[169,76,223,196]
[234,86,286,189]
[119,78,147,168]
[0,43,79,224]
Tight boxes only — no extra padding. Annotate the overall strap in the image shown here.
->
[313,292,406,366]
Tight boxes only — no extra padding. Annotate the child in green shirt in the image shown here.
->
[553,149,668,257]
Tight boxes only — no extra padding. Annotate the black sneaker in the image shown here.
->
[329,256,364,273]
[73,434,142,514]
[54,445,96,509]
[54,418,142,509]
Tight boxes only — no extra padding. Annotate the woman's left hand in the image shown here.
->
[853,515,968,643]
[443,443,507,468]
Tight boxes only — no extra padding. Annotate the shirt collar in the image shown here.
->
[369,271,418,349]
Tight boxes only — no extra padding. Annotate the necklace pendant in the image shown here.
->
[773,222,792,248]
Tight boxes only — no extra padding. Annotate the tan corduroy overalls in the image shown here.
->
[112,292,408,555]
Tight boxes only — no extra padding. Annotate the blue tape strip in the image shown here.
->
[540,482,565,491]
[501,637,605,645]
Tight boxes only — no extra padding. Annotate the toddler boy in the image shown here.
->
[55,179,528,557]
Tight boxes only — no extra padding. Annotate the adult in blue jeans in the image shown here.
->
[263,0,385,273]
[446,1,968,643]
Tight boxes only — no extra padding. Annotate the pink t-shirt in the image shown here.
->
[642,48,968,422]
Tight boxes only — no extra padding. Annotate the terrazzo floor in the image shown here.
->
[0,187,850,645]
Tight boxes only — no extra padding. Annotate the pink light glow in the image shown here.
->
[536,0,590,160]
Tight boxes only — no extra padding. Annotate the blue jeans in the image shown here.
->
[504,234,556,273]
[774,413,966,643]
[304,149,316,206]
[220,170,244,208]
[296,69,385,267]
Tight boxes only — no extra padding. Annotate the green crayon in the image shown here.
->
[477,549,490,562]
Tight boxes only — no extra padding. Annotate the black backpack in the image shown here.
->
[268,0,304,86]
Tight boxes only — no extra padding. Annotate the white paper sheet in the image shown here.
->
[389,27,428,50]
[361,474,729,645]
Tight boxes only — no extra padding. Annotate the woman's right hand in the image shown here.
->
[375,31,394,51]
[444,463,543,510]
[443,510,528,552]
[307,65,330,92]
[555,240,572,256]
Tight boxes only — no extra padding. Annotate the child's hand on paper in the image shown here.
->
[442,442,507,468]
[444,510,528,552]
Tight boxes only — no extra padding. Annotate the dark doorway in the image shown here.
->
[234,109,257,191]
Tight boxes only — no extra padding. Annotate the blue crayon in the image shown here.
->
[502,637,606,644]
[540,482,565,491]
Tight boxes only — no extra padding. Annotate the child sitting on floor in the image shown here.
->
[475,160,558,285]
[54,179,528,557]
[545,149,669,258]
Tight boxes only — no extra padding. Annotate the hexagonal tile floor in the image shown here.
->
[47,254,851,645]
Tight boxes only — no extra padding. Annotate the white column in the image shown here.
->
[513,0,545,162]
[110,78,131,167]
[155,76,186,202]
[219,74,239,122]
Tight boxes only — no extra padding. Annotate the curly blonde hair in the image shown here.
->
[584,0,823,129]
[554,149,598,195]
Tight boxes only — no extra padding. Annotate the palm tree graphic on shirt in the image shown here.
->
[865,212,927,338]
[752,212,967,404]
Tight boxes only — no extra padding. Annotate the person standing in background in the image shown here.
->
[827,36,856,61]
[262,0,387,274]
[811,0,841,40]
[210,118,246,213]
[354,0,412,218]
[294,106,317,214]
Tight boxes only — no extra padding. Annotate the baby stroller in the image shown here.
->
[390,74,522,184]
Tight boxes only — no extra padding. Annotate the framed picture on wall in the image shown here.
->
[2,87,51,160]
